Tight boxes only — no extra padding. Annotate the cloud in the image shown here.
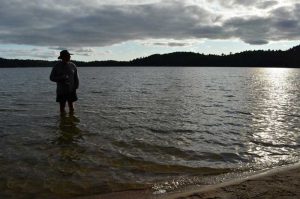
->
[224,16,272,44]
[49,47,94,56]
[257,1,278,9]
[209,0,278,9]
[152,42,192,47]
[142,38,203,47]
[0,48,56,59]
[0,0,222,47]
[224,3,300,44]
[97,50,112,56]
[0,0,300,47]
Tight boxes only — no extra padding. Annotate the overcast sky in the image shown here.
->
[1,0,300,61]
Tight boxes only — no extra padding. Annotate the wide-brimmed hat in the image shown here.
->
[58,50,73,59]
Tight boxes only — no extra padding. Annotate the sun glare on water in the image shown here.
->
[265,67,291,74]
[247,67,297,167]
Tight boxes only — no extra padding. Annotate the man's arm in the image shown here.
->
[74,67,79,89]
[50,66,67,82]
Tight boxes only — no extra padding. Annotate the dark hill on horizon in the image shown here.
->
[129,45,300,67]
[1,44,300,67]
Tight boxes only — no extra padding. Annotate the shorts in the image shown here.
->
[56,91,78,103]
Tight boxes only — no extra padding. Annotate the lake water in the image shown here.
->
[0,67,299,198]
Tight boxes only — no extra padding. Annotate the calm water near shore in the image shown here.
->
[0,67,299,198]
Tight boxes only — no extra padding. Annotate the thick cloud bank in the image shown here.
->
[0,0,299,47]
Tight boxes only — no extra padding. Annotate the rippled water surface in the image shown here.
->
[0,67,299,198]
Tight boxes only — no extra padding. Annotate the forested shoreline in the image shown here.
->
[1,45,300,68]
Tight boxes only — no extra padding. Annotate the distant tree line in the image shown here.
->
[1,44,300,68]
[129,45,300,67]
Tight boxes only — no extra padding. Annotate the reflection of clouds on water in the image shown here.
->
[246,68,299,168]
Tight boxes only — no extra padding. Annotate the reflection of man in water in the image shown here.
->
[56,115,82,146]
[52,114,84,172]
[50,50,79,114]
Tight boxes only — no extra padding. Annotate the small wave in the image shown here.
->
[142,83,161,86]
[115,106,142,111]
[212,103,224,107]
[0,132,9,138]
[224,95,235,98]
[112,150,233,175]
[219,88,232,92]
[203,123,222,127]
[0,108,28,112]
[140,90,152,94]
[226,130,241,136]
[219,152,249,162]
[224,110,252,115]
[14,103,35,106]
[145,127,197,135]
[172,129,196,134]
[284,113,300,118]
[91,91,104,94]
[203,139,228,147]
[202,111,217,116]
[113,138,245,166]
[250,139,299,149]
[223,122,245,127]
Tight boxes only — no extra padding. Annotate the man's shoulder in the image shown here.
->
[68,62,77,69]
[53,61,63,68]
[68,62,77,66]
[53,61,76,67]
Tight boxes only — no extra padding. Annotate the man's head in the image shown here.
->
[58,50,73,62]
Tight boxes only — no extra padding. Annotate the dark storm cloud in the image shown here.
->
[0,0,300,47]
[50,3,226,46]
[224,3,300,44]
[224,16,272,44]
[0,0,221,47]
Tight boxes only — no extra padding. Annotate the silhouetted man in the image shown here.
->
[50,50,79,114]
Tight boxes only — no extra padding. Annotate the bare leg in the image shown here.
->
[68,101,75,114]
[60,102,66,114]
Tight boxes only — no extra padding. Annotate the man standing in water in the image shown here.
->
[50,50,79,114]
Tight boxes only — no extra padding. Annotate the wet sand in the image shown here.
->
[78,162,300,199]
[162,162,300,199]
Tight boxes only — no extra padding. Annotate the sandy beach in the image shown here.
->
[162,162,300,199]
[79,162,300,199]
